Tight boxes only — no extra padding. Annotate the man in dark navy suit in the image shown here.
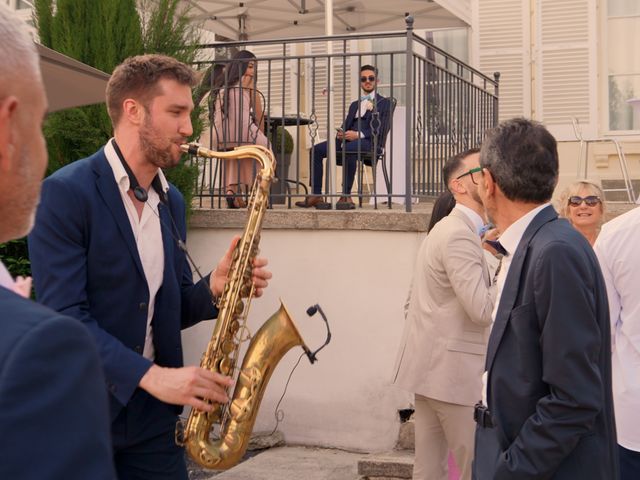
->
[0,4,115,479]
[472,118,618,479]
[28,55,272,479]
[295,64,391,210]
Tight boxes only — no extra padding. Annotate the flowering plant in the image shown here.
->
[364,99,374,111]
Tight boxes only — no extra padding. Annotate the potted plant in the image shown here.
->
[270,126,294,203]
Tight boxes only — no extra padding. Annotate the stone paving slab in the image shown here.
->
[357,450,414,479]
[198,446,365,480]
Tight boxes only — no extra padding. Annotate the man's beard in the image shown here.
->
[139,118,181,169]
[472,185,494,225]
[470,185,483,207]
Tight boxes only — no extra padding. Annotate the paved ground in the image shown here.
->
[188,446,366,480]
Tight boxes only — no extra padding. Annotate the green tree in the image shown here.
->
[0,0,202,277]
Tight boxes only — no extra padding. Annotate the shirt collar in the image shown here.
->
[361,91,376,100]
[498,203,551,256]
[0,260,14,290]
[104,138,170,196]
[455,204,485,236]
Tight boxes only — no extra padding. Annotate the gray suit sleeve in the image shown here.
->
[443,227,495,327]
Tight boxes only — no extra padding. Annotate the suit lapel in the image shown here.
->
[485,205,558,374]
[93,152,145,279]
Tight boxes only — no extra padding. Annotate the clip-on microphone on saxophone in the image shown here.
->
[303,303,331,364]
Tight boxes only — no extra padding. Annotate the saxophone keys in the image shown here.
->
[229,398,251,421]
[219,356,234,375]
[234,300,244,315]
[175,419,186,446]
[240,284,252,297]
[221,339,236,355]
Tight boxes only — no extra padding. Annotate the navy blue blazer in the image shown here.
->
[341,93,391,153]
[473,206,618,479]
[28,147,218,420]
[0,287,115,479]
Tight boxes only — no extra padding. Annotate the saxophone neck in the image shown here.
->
[181,143,276,181]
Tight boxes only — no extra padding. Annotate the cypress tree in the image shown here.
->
[0,1,204,277]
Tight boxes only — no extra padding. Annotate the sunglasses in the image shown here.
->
[360,75,376,83]
[455,167,483,185]
[568,195,601,207]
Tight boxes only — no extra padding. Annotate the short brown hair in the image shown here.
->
[106,54,197,125]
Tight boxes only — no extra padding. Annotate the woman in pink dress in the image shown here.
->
[212,50,270,208]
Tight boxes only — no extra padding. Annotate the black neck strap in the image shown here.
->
[111,139,167,204]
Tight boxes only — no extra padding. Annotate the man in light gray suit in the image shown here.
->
[394,148,496,480]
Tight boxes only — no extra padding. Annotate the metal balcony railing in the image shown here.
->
[188,17,499,212]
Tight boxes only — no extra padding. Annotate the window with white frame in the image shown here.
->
[372,28,470,106]
[607,0,640,131]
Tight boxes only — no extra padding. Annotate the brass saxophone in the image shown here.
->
[177,143,310,470]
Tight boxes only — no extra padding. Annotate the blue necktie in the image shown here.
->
[484,239,508,257]
[360,94,372,101]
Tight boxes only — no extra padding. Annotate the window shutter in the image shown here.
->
[535,0,596,140]
[305,41,353,142]
[474,0,531,122]
[251,44,295,118]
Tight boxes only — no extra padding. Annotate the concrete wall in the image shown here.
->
[182,224,424,452]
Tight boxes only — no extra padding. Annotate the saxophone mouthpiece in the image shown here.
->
[180,143,201,156]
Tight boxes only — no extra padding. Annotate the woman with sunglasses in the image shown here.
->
[558,180,606,246]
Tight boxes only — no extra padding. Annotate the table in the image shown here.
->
[265,115,314,203]
[265,114,313,129]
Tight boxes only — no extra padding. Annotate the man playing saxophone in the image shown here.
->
[28,54,272,480]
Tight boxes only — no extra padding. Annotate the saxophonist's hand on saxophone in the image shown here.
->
[139,235,272,414]
[210,235,272,298]
[139,364,233,412]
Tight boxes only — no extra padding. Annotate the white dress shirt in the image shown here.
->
[0,260,14,290]
[594,206,640,451]
[105,139,169,361]
[482,203,551,404]
[356,90,376,119]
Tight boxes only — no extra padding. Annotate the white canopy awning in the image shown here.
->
[184,0,469,40]
[37,44,110,112]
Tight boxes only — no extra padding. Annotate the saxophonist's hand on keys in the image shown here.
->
[210,236,273,298]
[139,365,234,410]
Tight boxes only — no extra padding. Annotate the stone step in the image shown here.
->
[357,450,414,480]
[396,416,415,450]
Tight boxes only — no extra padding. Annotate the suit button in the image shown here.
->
[108,383,117,394]
[139,302,148,311]
[134,345,143,353]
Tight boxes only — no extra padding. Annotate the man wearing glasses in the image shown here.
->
[473,118,617,479]
[295,65,391,210]
[393,148,496,480]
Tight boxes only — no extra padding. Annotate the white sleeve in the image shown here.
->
[594,239,621,347]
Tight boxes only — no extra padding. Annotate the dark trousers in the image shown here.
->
[620,444,640,480]
[112,389,187,480]
[310,138,372,195]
